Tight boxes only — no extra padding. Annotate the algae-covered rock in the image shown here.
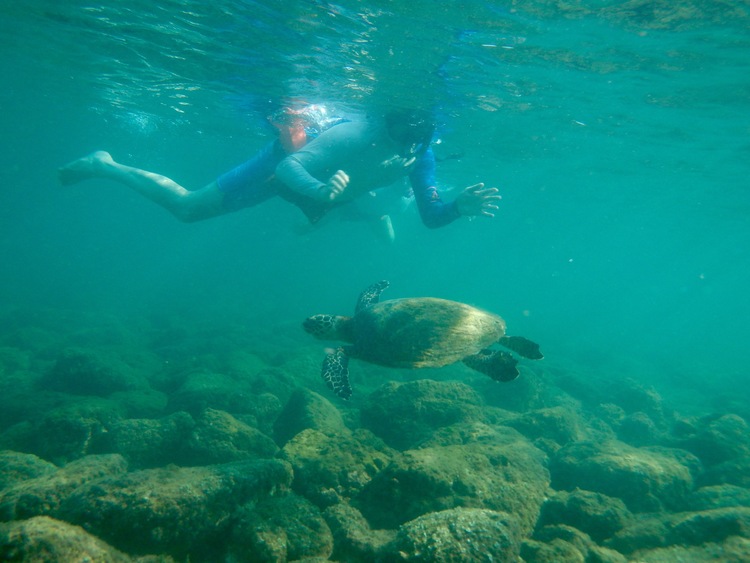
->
[0,399,124,464]
[0,450,57,491]
[0,454,128,520]
[280,428,394,507]
[41,347,149,396]
[57,458,293,559]
[166,370,259,416]
[629,536,750,563]
[528,524,627,563]
[669,506,750,545]
[356,435,548,534]
[323,502,395,562]
[618,411,660,446]
[187,408,278,463]
[228,493,333,562]
[700,455,750,488]
[360,379,484,450]
[502,406,584,446]
[686,485,750,511]
[0,516,132,562]
[538,489,632,542]
[677,414,750,467]
[273,387,348,446]
[388,508,521,562]
[551,440,698,512]
[94,411,195,468]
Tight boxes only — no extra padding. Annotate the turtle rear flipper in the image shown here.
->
[463,349,519,382]
[498,336,543,360]
[322,347,353,399]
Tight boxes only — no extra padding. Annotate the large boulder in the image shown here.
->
[356,427,548,534]
[280,428,394,508]
[360,380,484,450]
[537,489,632,542]
[57,458,293,560]
[0,454,128,521]
[551,440,699,512]
[387,508,521,563]
[228,493,333,562]
[273,388,348,446]
[323,502,394,562]
[0,516,133,562]
[0,450,57,491]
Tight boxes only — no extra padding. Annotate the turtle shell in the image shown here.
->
[350,297,506,368]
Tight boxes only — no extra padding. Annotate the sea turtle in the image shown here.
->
[303,280,543,399]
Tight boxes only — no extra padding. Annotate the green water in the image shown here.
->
[0,1,749,556]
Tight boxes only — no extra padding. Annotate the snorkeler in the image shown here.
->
[58,106,501,234]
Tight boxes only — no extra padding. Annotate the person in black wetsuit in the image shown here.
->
[58,106,501,231]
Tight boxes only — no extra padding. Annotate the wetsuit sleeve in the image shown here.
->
[275,121,364,201]
[410,148,461,229]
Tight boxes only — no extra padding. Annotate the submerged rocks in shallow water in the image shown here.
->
[551,440,699,512]
[389,508,521,563]
[0,454,128,521]
[280,428,394,507]
[359,379,484,450]
[0,450,57,491]
[537,489,632,542]
[273,387,348,446]
[0,516,133,562]
[355,433,548,534]
[502,406,585,446]
[57,458,293,559]
[676,413,750,467]
[228,493,333,562]
[41,347,148,396]
[524,524,627,563]
[323,502,395,562]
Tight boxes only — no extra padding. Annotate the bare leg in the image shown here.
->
[58,151,225,222]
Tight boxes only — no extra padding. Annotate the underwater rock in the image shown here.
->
[676,413,750,467]
[617,411,660,446]
[501,406,585,446]
[109,389,169,419]
[273,387,348,446]
[551,440,699,512]
[0,399,124,464]
[474,367,547,412]
[167,371,281,433]
[0,454,128,521]
[228,493,333,562]
[40,347,149,396]
[355,436,548,534]
[57,458,293,559]
[388,508,521,563]
[359,379,484,450]
[94,411,195,468]
[537,489,632,542]
[280,428,394,507]
[186,407,279,464]
[700,455,750,488]
[0,516,132,562]
[525,524,627,563]
[607,507,750,555]
[628,536,750,562]
[322,502,395,562]
[0,450,57,491]
[686,484,750,511]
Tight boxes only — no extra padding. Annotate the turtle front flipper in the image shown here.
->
[463,349,519,382]
[322,347,353,399]
[355,280,389,313]
[498,336,543,360]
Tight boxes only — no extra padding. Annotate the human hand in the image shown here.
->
[455,183,502,218]
[381,154,417,170]
[320,170,350,201]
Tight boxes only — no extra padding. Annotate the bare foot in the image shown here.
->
[58,151,115,185]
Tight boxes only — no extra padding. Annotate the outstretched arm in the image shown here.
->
[410,149,501,229]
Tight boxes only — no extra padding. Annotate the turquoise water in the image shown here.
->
[3,0,747,403]
[1,0,749,559]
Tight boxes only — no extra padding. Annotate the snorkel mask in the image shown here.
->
[385,109,436,157]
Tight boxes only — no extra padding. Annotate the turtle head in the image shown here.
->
[303,314,353,341]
